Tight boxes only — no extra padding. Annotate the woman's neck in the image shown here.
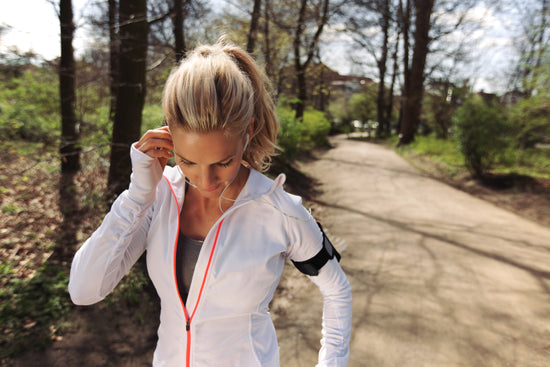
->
[189,165,250,214]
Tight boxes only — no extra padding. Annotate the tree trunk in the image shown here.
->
[386,31,400,136]
[397,0,410,137]
[247,0,262,54]
[262,0,273,81]
[59,0,80,173]
[292,0,330,120]
[376,0,390,138]
[530,0,547,96]
[173,0,186,62]
[57,0,81,261]
[293,0,308,120]
[108,0,119,125]
[398,0,433,146]
[107,0,149,200]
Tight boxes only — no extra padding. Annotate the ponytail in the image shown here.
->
[222,42,279,172]
[162,37,279,172]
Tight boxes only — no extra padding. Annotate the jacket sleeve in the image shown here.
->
[68,145,163,305]
[284,198,352,367]
[308,258,352,367]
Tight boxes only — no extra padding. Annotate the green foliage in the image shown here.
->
[495,145,550,179]
[407,134,463,167]
[452,96,509,177]
[398,132,550,180]
[0,66,60,142]
[276,104,331,160]
[79,104,112,158]
[142,103,165,132]
[423,81,471,139]
[348,90,377,124]
[326,92,353,128]
[277,105,302,160]
[326,87,378,135]
[508,93,550,148]
[301,108,331,148]
[0,263,71,358]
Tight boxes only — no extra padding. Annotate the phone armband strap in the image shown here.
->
[292,222,341,276]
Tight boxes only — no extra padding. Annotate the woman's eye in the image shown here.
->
[219,160,232,168]
[180,160,194,166]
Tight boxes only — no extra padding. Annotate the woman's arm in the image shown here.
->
[68,139,167,305]
[308,258,352,367]
[283,198,352,366]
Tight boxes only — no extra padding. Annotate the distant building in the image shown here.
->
[500,90,527,106]
[277,63,374,111]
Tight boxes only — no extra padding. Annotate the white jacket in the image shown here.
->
[69,146,352,367]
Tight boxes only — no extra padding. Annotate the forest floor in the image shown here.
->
[1,136,550,366]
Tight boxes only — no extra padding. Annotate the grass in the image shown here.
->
[495,146,550,179]
[395,135,466,178]
[396,134,550,181]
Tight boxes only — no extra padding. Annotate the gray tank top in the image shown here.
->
[175,232,203,304]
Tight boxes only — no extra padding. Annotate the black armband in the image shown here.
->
[292,222,341,276]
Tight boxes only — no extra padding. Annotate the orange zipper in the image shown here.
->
[174,217,225,367]
[165,176,227,366]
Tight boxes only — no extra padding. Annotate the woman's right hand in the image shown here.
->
[134,126,174,170]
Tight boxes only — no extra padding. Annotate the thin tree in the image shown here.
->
[107,0,149,199]
[293,0,330,119]
[247,0,262,54]
[385,31,400,136]
[262,0,273,77]
[344,0,397,137]
[375,0,391,137]
[59,0,80,173]
[173,0,187,62]
[398,0,434,145]
[108,0,119,124]
[397,0,410,137]
[58,0,81,260]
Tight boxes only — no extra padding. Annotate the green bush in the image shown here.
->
[508,94,550,149]
[0,67,60,142]
[277,105,302,159]
[276,105,331,160]
[452,96,509,177]
[301,108,331,149]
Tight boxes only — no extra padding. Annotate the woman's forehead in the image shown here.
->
[171,129,241,163]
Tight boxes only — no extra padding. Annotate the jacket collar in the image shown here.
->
[163,165,286,208]
[242,169,286,200]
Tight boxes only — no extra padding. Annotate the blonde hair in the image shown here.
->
[162,39,279,172]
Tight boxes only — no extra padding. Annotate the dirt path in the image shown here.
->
[274,135,550,366]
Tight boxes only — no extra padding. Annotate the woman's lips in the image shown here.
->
[202,184,220,192]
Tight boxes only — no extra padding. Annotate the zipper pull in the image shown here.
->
[186,320,190,331]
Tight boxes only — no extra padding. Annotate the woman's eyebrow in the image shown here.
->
[175,152,236,164]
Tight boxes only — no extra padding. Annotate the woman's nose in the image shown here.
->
[199,167,216,189]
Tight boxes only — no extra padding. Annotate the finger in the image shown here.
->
[137,127,173,145]
[136,133,174,154]
[143,145,173,158]
[143,138,174,153]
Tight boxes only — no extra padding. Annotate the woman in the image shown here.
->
[69,39,352,367]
